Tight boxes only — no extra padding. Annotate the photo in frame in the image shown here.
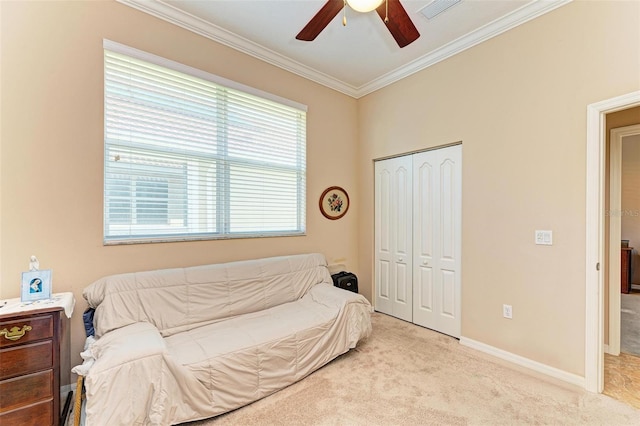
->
[21,269,52,302]
[319,186,350,220]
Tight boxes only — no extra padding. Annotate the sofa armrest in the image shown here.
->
[84,321,215,425]
[308,283,373,346]
[308,282,373,311]
[84,322,172,425]
[89,322,166,374]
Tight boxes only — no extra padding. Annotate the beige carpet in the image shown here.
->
[184,312,640,425]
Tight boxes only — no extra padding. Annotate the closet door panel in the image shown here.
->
[440,158,456,263]
[395,263,410,303]
[375,156,412,321]
[413,152,436,326]
[413,146,461,337]
[375,164,393,315]
[416,162,434,258]
[440,269,456,318]
[378,260,391,299]
[378,169,391,254]
[417,266,434,312]
[433,146,462,337]
[391,159,413,321]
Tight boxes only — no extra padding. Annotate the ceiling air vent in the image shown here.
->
[419,0,462,20]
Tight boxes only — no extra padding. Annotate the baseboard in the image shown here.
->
[604,344,611,354]
[60,382,79,426]
[459,337,585,388]
[61,383,76,400]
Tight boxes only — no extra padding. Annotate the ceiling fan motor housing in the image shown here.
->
[296,0,420,48]
[346,0,384,13]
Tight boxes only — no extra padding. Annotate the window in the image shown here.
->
[103,41,307,244]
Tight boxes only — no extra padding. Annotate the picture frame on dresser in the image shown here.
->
[21,269,52,302]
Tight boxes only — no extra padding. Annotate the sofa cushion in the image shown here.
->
[164,292,338,367]
[164,283,370,414]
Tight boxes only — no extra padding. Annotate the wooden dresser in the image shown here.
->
[0,306,70,426]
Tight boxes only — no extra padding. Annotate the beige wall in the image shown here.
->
[0,1,359,383]
[358,0,640,377]
[2,0,639,388]
[621,135,640,283]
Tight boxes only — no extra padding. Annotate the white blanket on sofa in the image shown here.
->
[78,253,372,425]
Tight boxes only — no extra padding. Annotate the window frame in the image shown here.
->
[103,40,307,245]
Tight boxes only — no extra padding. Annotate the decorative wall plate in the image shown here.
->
[319,186,350,220]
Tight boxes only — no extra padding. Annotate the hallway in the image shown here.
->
[604,351,640,409]
[604,290,640,409]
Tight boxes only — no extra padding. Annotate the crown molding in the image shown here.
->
[117,0,360,97]
[118,0,571,99]
[357,0,572,97]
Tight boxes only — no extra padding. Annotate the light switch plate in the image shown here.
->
[535,230,553,245]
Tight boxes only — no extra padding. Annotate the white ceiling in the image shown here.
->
[119,0,570,98]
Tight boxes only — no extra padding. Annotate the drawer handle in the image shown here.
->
[0,325,33,341]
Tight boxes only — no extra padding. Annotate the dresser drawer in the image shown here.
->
[0,399,53,426]
[0,370,53,412]
[0,314,53,348]
[0,340,53,380]
[0,305,69,426]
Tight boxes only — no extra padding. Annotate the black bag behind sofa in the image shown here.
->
[331,271,358,293]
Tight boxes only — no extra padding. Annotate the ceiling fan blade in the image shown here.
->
[376,0,420,48]
[296,0,345,41]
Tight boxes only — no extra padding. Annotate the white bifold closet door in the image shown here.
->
[374,145,461,338]
[412,146,462,337]
[374,155,413,322]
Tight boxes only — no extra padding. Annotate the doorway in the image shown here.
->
[603,122,640,409]
[585,91,640,393]
[608,124,640,356]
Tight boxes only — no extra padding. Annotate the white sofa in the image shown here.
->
[78,253,372,425]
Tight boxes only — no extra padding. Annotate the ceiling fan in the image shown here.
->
[296,0,420,48]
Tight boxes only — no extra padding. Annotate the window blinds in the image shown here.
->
[104,42,307,244]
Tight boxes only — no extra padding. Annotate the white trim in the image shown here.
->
[358,0,572,97]
[460,337,585,388]
[585,91,640,393]
[63,381,82,425]
[61,382,75,395]
[117,0,571,99]
[604,344,610,354]
[608,124,640,357]
[103,39,308,112]
[608,128,623,357]
[61,382,75,424]
[115,0,358,98]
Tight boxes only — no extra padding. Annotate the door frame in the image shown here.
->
[585,91,640,392]
[608,124,640,356]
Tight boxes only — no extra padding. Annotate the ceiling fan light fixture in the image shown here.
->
[346,0,384,13]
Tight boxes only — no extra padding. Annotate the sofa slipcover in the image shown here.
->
[77,253,372,425]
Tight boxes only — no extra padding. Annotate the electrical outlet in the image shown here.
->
[503,304,513,319]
